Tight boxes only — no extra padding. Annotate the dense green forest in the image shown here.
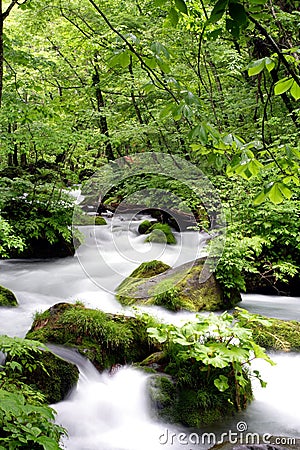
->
[0,0,299,448]
[0,0,299,291]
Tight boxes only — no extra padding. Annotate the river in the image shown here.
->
[0,217,299,449]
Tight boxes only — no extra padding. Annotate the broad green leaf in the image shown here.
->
[119,51,130,68]
[265,57,275,72]
[274,77,293,95]
[290,81,300,100]
[156,57,170,73]
[253,190,267,205]
[251,343,276,365]
[278,183,292,200]
[168,7,179,26]
[269,183,284,204]
[209,0,228,23]
[160,103,175,118]
[214,375,229,392]
[248,58,265,76]
[175,0,188,14]
[228,2,247,25]
[144,56,157,69]
[36,436,61,450]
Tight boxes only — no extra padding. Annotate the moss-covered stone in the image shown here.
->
[21,350,79,404]
[26,303,159,372]
[117,258,240,312]
[95,216,107,225]
[250,318,300,351]
[144,223,176,245]
[146,360,252,427]
[0,285,18,307]
[138,220,155,234]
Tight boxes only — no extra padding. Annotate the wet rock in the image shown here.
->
[22,350,79,403]
[0,285,18,307]
[117,258,240,311]
[26,303,160,372]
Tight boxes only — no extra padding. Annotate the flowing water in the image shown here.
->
[0,217,300,449]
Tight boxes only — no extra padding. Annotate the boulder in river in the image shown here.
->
[116,258,241,311]
[249,317,300,352]
[0,285,18,307]
[26,302,160,372]
[21,350,79,403]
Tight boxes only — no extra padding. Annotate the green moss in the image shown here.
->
[95,216,107,225]
[138,220,153,234]
[250,318,300,351]
[21,351,79,404]
[26,303,159,371]
[117,258,238,312]
[0,285,18,307]
[148,362,252,427]
[144,223,176,245]
[116,260,171,306]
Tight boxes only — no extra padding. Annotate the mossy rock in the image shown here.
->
[147,362,252,427]
[117,258,240,312]
[250,317,300,351]
[116,260,171,306]
[26,303,159,371]
[21,350,79,404]
[144,223,176,245]
[95,215,107,225]
[0,285,18,307]
[138,220,155,234]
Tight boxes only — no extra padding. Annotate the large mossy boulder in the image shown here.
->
[22,350,79,404]
[26,303,159,372]
[250,317,300,351]
[139,222,177,245]
[0,285,18,307]
[148,374,244,428]
[116,258,240,312]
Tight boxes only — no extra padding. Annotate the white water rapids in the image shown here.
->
[0,217,300,449]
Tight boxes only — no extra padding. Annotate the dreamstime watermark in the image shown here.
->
[72,152,226,294]
[158,421,296,447]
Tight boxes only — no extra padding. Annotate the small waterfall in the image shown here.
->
[50,346,183,450]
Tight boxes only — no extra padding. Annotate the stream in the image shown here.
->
[0,216,300,449]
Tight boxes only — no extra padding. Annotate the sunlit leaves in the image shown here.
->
[147,309,274,395]
[253,182,293,205]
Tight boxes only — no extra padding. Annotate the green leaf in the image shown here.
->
[36,436,61,450]
[175,0,188,14]
[248,58,265,76]
[265,57,275,72]
[214,375,229,392]
[290,81,300,100]
[274,77,293,95]
[209,0,228,23]
[251,343,276,365]
[119,51,130,68]
[144,57,157,69]
[253,190,267,206]
[228,2,247,25]
[269,183,284,204]
[168,7,179,26]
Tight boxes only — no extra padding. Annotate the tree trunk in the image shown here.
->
[92,61,114,161]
